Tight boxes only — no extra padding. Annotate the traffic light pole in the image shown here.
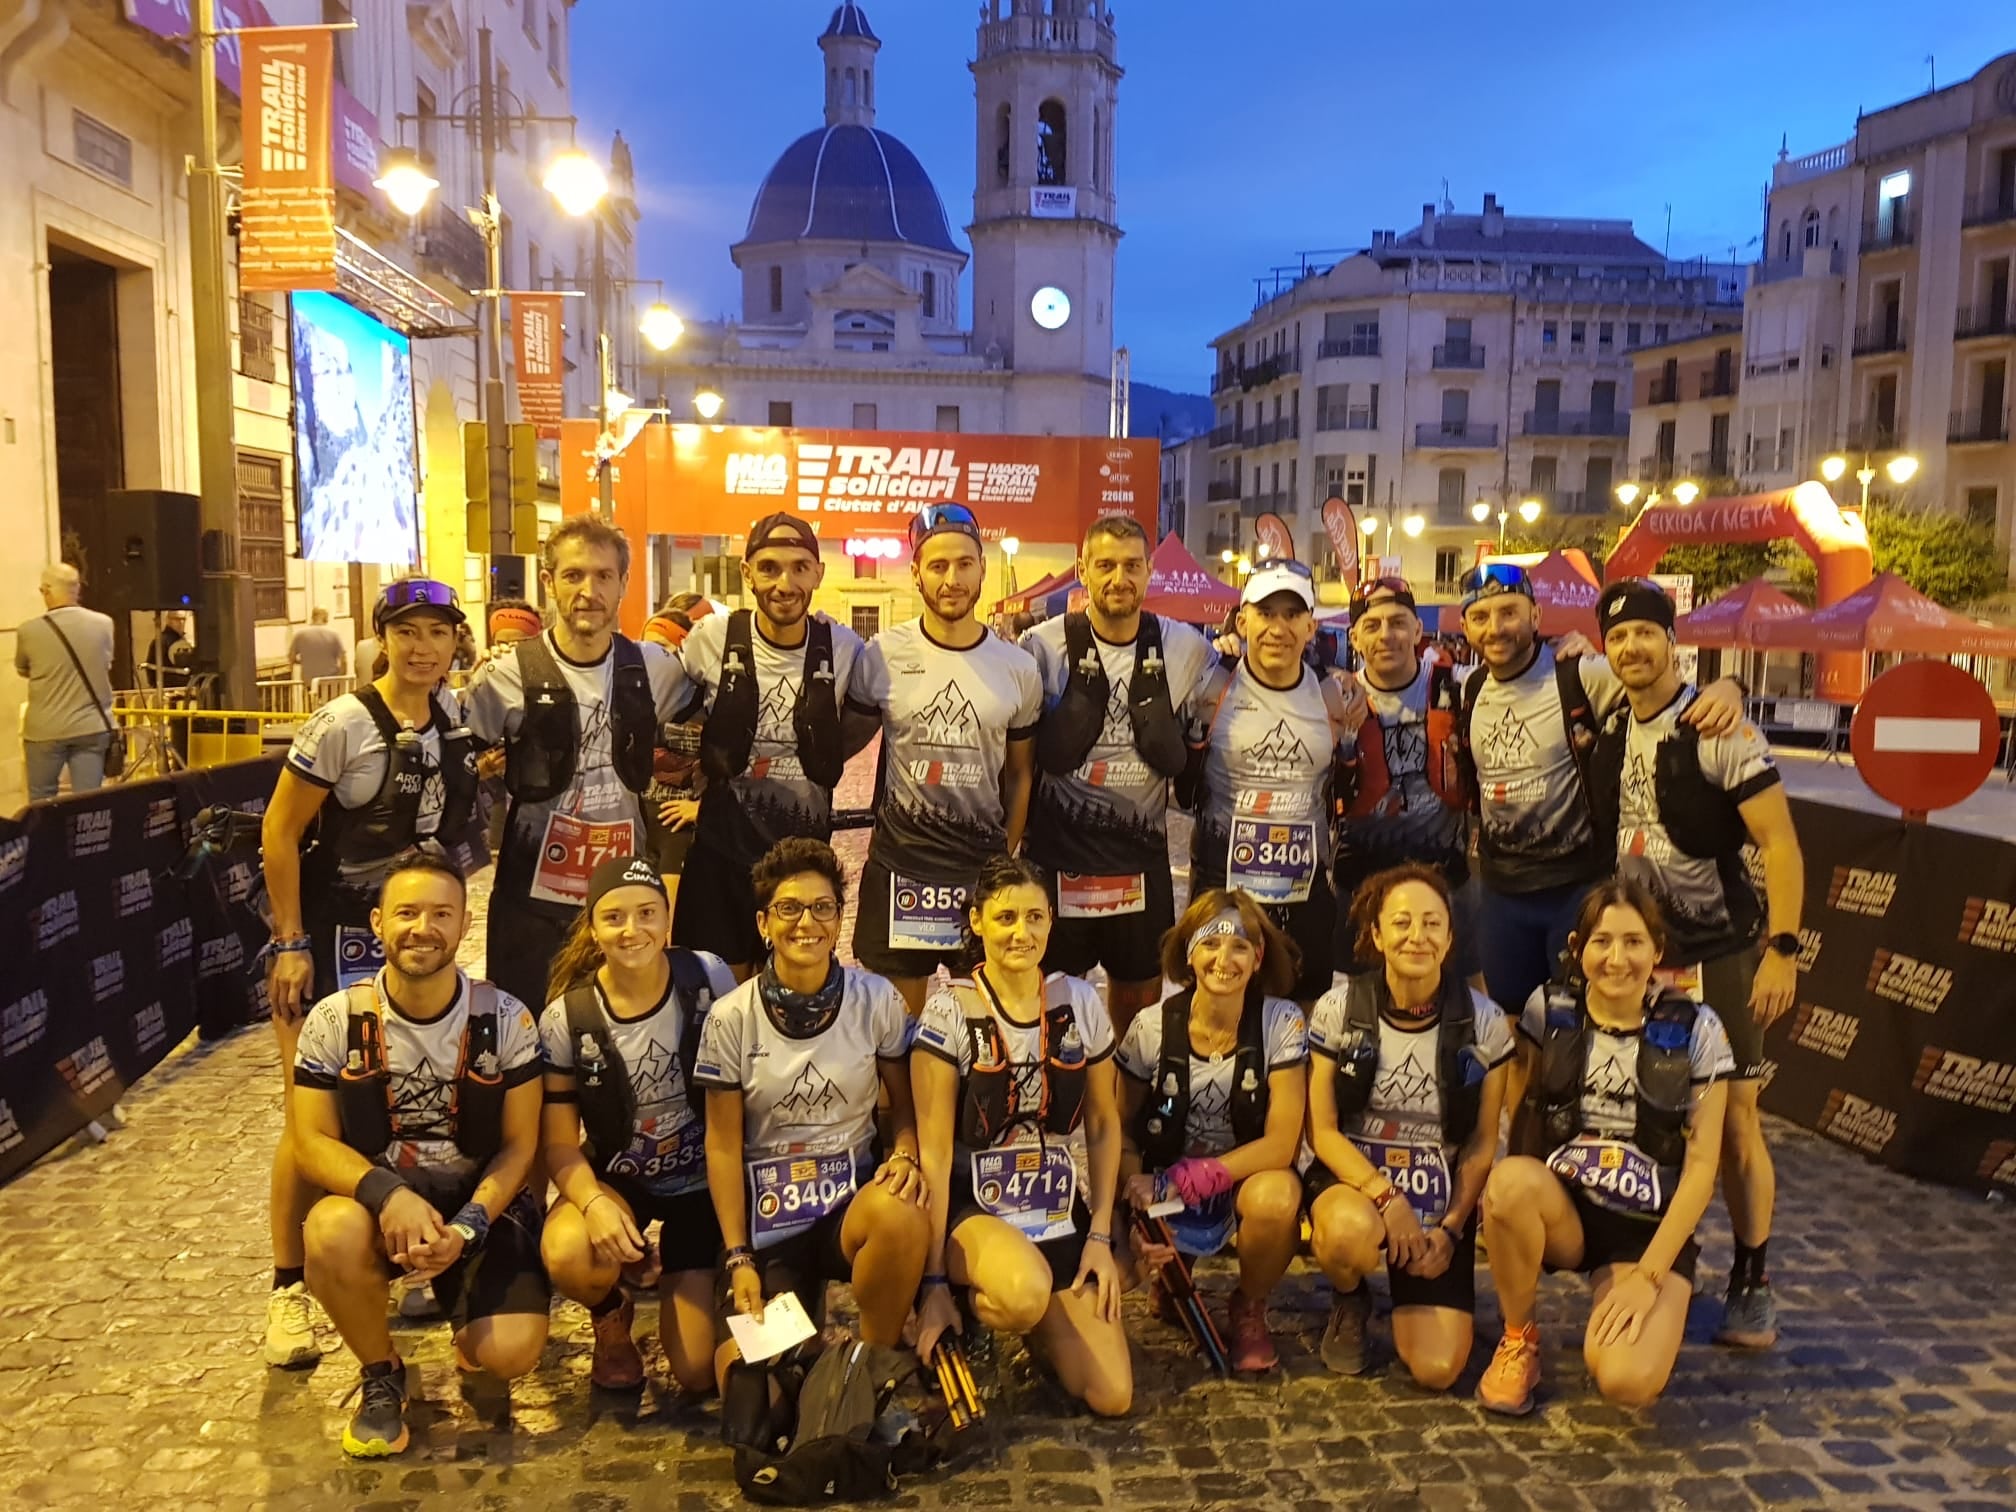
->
[478,25,514,562]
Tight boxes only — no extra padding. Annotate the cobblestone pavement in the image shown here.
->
[5,750,2016,1511]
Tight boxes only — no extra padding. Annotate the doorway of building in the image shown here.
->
[47,244,131,681]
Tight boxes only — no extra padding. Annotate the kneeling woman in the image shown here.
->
[538,857,740,1393]
[1305,865,1512,1387]
[694,837,929,1382]
[911,857,1130,1416]
[1478,878,1733,1415]
[1116,889,1309,1374]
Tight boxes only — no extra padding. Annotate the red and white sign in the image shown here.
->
[1253,511,1295,561]
[1849,661,2002,817]
[1320,495,1359,587]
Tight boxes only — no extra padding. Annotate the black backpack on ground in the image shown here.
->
[726,1340,932,1505]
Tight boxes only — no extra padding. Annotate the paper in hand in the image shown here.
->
[726,1290,817,1363]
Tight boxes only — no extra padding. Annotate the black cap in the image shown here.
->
[1597,578,1677,635]
[583,855,668,916]
[746,513,821,559]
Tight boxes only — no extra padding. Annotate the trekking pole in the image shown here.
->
[932,1338,984,1426]
[1132,1212,1231,1378]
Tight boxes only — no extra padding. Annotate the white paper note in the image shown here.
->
[726,1290,818,1363]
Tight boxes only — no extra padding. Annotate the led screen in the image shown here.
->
[289,290,419,565]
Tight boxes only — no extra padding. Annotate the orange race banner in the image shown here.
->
[238,27,337,292]
[512,294,566,438]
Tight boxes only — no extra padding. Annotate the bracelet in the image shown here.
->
[1085,1231,1112,1248]
[267,934,313,954]
[919,1273,950,1290]
[581,1192,608,1216]
[724,1246,756,1272]
[885,1149,920,1169]
[449,1201,491,1251]
[1367,1183,1400,1214]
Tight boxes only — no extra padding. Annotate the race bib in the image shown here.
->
[888,876,967,953]
[1166,1190,1236,1259]
[1226,816,1317,904]
[607,1116,707,1195]
[1056,872,1146,919]
[1350,1136,1451,1225]
[971,1146,1077,1242]
[1653,963,1702,997]
[333,925,385,989]
[1547,1136,1665,1216]
[531,812,638,907]
[748,1151,858,1249]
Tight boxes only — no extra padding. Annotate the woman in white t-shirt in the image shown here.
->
[912,856,1130,1417]
[1117,888,1310,1375]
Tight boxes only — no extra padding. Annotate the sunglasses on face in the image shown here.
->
[908,502,982,550]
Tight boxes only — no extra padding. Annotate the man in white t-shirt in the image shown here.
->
[17,562,117,801]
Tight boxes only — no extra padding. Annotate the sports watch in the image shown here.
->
[1765,932,1799,958]
[448,1202,491,1253]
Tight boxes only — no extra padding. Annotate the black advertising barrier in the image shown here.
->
[0,758,281,1188]
[1763,797,2016,1197]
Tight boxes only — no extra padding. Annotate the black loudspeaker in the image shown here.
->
[490,555,528,601]
[92,489,203,609]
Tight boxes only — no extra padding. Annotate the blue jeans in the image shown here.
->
[1475,878,1591,1017]
[24,733,111,803]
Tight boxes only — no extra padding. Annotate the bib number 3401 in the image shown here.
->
[1547,1136,1664,1216]
[748,1152,857,1250]
[1350,1137,1450,1226]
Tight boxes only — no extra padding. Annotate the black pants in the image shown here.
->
[486,886,572,1013]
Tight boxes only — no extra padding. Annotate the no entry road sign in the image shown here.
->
[1848,660,2002,817]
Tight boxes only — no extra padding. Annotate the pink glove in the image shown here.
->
[1161,1157,1234,1208]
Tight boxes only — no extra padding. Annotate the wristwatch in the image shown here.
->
[1764,931,1799,958]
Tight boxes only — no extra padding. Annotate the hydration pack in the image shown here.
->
[725,1340,927,1505]
[335,980,504,1166]
[1586,696,1752,862]
[1340,650,1467,818]
[505,632,657,804]
[1328,971,1485,1148]
[1034,613,1187,781]
[954,972,1088,1149]
[306,687,478,883]
[700,611,845,791]
[1133,987,1270,1170]
[562,949,717,1172]
[1529,980,1699,1204]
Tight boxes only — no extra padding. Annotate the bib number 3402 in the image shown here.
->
[748,1152,857,1250]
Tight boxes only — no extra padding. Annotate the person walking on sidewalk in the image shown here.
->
[17,563,117,802]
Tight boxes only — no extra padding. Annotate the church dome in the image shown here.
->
[821,2,877,41]
[739,124,961,256]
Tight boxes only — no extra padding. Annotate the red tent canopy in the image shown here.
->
[1675,577,1808,647]
[1750,571,2016,656]
[1144,534,1239,623]
[1527,550,1601,640]
[994,569,1068,616]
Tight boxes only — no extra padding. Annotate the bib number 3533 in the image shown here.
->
[972,1146,1077,1242]
[1546,1136,1664,1216]
[748,1152,857,1250]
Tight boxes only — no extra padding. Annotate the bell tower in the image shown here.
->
[969,0,1121,435]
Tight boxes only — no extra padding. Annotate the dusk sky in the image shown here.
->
[571,2,2012,396]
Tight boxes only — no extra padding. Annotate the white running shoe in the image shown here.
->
[264,1281,324,1368]
[396,1280,441,1320]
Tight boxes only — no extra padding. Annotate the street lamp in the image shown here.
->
[1236,556,1253,578]
[1670,480,1701,506]
[1818,450,1919,511]
[372,146,439,216]
[639,302,683,353]
[1819,455,1849,483]
[542,150,609,217]
[1471,499,1492,525]
[1219,548,1235,564]
[694,389,725,421]
[1615,481,1642,510]
[1402,514,1425,538]
[1519,498,1543,525]
[1000,535,1020,601]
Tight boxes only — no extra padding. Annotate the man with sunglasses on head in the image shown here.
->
[1023,513,1215,1033]
[843,503,1044,1015]
[462,516,691,1013]
[1333,576,1479,977]
[1455,562,1745,1030]
[1183,558,1366,1004]
[671,513,865,981]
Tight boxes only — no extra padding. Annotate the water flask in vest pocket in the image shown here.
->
[1637,1018,1693,1122]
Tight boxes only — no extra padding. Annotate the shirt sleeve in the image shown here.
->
[292,996,349,1088]
[1690,1004,1738,1084]
[1008,646,1044,737]
[539,1000,575,1074]
[872,976,913,1059]
[1305,988,1347,1058]
[284,702,356,789]
[1576,654,1628,720]
[496,991,545,1085]
[1471,991,1518,1069]
[1021,625,1066,702]
[847,635,890,714]
[1517,985,1548,1044]
[1074,979,1117,1064]
[1165,620,1218,718]
[912,985,970,1071]
[830,620,868,707]
[1266,998,1310,1069]
[1700,723,1782,804]
[691,994,744,1090]
[675,615,724,717]
[459,645,524,744]
[1115,1010,1157,1082]
[643,641,692,724]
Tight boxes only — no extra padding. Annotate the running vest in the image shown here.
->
[1454,649,1599,808]
[1342,651,1467,817]
[954,972,1088,1149]
[698,611,845,791]
[1530,982,1699,1208]
[335,982,505,1165]
[1586,704,1750,861]
[562,949,716,1173]
[504,633,657,804]
[308,687,477,881]
[1327,971,1484,1148]
[1177,658,1354,817]
[1133,988,1270,1170]
[1034,612,1187,781]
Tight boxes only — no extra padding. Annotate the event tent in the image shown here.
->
[1527,550,1601,640]
[1749,572,2016,657]
[1143,534,1240,624]
[993,569,1076,617]
[1674,577,1809,647]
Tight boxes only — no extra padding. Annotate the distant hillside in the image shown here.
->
[1127,382,1213,442]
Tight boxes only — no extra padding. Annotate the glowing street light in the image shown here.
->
[1886,455,1919,484]
[1219,548,1235,565]
[1401,513,1425,538]
[1518,497,1544,525]
[1235,556,1253,577]
[639,302,684,353]
[1819,455,1849,483]
[1671,480,1701,506]
[1615,482,1641,509]
[693,389,725,421]
[541,149,608,217]
[371,146,439,217]
[1359,515,1379,538]
[1471,499,1492,524]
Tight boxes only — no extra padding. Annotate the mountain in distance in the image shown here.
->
[1127,382,1213,443]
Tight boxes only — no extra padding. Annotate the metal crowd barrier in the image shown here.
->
[1745,695,1849,762]
[111,700,302,775]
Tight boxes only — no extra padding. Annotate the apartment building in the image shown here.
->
[1203,195,1741,599]
[1625,328,1747,494]
[1738,49,2016,552]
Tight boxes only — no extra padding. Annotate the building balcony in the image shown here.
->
[1210,423,1239,449]
[1206,479,1240,502]
[1745,442,1791,474]
[1552,490,1610,515]
[1698,371,1737,399]
[1243,352,1300,388]
[414,201,488,295]
[1949,410,2012,446]
[1861,212,1914,253]
[1638,455,1679,484]
[1431,341,1486,370]
[1415,420,1499,449]
[1962,190,2016,231]
[1522,409,1630,438]
[1317,405,1378,432]
[1317,334,1380,359]
[1647,377,1681,404]
[1844,419,1905,451]
[1851,319,1908,357]
[1690,448,1735,478]
[1242,491,1289,518]
[1249,418,1298,445]
[1955,305,2016,342]
[1203,530,1239,560]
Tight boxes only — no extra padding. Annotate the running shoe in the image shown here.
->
[1476,1327,1541,1416]
[590,1290,645,1390]
[341,1358,411,1457]
[396,1280,441,1320]
[1224,1292,1278,1374]
[1715,1280,1778,1349]
[1319,1285,1373,1376]
[263,1281,322,1369]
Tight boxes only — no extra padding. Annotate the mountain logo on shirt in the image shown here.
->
[774,1062,841,1120]
[1373,1053,1436,1111]
[390,1055,456,1141]
[756,675,801,746]
[1247,720,1313,781]
[915,681,980,748]
[1478,707,1538,772]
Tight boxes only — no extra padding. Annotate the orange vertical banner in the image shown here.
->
[512,294,566,439]
[239,27,337,292]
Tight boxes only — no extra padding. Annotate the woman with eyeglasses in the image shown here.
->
[911,855,1131,1416]
[693,838,929,1388]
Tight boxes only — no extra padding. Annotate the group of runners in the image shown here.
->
[256,502,1804,1457]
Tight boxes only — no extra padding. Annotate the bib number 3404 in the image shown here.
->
[748,1152,857,1250]
[1546,1136,1664,1216]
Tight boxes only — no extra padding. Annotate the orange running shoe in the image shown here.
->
[1477,1325,1542,1415]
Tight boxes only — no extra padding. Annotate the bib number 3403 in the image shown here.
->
[748,1152,857,1250]
[1546,1136,1664,1216]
